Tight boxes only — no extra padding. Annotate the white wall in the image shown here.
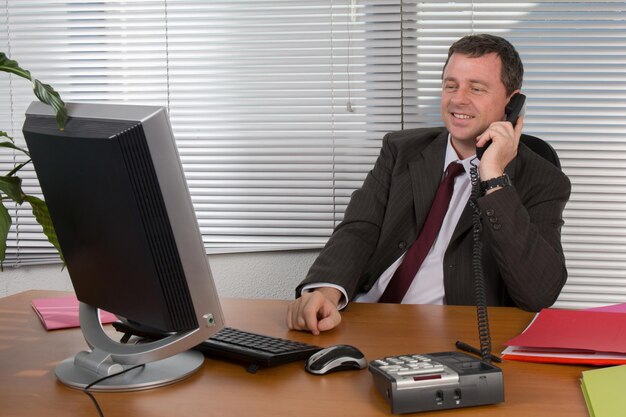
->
[0,249,320,300]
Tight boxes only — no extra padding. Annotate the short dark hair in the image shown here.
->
[442,34,524,95]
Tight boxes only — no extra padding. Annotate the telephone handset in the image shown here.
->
[476,93,526,160]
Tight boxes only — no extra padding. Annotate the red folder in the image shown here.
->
[505,309,626,354]
[502,307,626,365]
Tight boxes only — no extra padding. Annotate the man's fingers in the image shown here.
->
[302,311,321,335]
[303,292,331,334]
[317,309,341,332]
[286,298,310,331]
[286,292,321,334]
[285,290,341,334]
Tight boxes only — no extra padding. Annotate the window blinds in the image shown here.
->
[1,0,401,264]
[1,1,625,309]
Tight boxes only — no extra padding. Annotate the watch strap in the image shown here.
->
[481,173,512,191]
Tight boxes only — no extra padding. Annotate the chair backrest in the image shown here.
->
[520,134,561,169]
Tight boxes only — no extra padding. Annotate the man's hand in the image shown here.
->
[476,116,524,181]
[286,287,342,335]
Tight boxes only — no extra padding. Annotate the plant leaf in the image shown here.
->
[0,131,14,142]
[1,52,67,130]
[0,139,31,176]
[32,79,67,130]
[0,176,24,204]
[0,52,32,79]
[0,202,11,269]
[24,195,64,264]
[0,140,30,156]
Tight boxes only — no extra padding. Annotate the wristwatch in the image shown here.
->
[481,173,512,192]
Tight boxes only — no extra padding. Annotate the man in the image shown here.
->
[287,34,571,335]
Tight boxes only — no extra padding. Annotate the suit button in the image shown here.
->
[492,223,502,230]
[489,216,498,224]
[398,241,407,250]
[486,209,495,217]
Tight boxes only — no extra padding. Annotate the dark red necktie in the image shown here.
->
[379,162,465,303]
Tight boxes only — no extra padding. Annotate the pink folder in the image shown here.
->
[586,302,626,314]
[31,295,118,330]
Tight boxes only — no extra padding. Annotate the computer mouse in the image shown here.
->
[305,344,367,375]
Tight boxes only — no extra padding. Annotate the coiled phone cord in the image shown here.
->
[468,159,493,363]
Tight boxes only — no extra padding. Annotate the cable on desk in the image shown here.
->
[83,364,145,417]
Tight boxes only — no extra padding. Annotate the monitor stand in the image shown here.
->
[55,350,204,392]
[55,303,205,392]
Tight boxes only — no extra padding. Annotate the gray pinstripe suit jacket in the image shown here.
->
[296,127,571,312]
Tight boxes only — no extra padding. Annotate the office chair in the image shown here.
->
[520,134,561,169]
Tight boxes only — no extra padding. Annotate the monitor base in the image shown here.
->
[55,349,204,392]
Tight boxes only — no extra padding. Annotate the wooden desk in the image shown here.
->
[0,290,590,416]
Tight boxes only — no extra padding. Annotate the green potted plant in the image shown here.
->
[0,52,66,266]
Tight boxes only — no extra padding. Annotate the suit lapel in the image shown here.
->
[451,202,473,242]
[408,131,448,232]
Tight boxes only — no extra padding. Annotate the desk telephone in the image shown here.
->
[367,94,526,414]
[369,352,503,414]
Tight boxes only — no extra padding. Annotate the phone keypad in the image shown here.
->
[374,355,446,377]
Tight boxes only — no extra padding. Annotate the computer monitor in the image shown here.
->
[22,101,225,391]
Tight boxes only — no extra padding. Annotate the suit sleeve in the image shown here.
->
[295,133,397,299]
[477,158,571,312]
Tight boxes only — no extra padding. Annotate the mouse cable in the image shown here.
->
[82,363,145,417]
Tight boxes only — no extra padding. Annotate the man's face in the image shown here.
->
[441,52,512,147]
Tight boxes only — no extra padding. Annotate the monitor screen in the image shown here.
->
[23,101,225,391]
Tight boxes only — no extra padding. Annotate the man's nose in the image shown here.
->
[451,88,470,104]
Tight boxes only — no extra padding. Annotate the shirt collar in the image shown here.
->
[444,134,478,176]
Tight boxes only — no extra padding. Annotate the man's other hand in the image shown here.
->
[286,288,342,335]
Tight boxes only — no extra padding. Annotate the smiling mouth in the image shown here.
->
[452,113,474,120]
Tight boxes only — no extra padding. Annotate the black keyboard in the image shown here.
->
[112,322,322,372]
[197,327,322,371]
